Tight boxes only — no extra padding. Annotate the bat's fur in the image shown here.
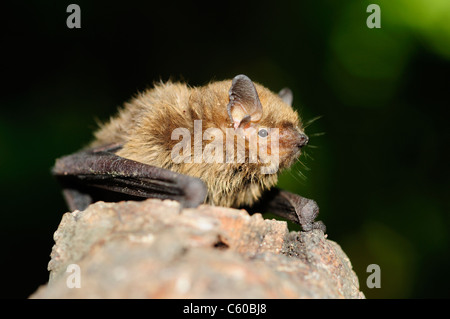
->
[91,79,307,208]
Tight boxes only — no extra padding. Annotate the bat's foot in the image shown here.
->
[254,189,327,233]
[292,197,326,233]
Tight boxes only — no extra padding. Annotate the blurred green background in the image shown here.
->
[1,0,448,298]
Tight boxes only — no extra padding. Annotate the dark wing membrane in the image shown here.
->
[52,144,207,211]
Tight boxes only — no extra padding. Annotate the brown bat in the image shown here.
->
[53,75,325,232]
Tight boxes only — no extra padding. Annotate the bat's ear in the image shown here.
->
[278,87,293,107]
[227,74,263,129]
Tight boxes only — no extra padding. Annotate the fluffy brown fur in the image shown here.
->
[91,78,307,208]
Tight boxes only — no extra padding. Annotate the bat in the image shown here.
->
[53,74,325,232]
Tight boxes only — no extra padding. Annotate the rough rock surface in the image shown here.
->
[30,199,365,298]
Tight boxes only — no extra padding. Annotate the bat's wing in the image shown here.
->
[52,144,207,211]
[250,188,326,232]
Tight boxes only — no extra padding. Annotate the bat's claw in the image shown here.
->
[301,220,326,233]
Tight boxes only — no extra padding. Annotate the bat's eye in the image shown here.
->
[258,128,269,138]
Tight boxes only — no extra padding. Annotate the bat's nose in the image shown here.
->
[297,133,309,148]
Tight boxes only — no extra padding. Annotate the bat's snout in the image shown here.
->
[297,133,309,148]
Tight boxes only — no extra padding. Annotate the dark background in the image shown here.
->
[1,0,448,298]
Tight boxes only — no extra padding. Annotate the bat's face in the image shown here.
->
[276,123,309,169]
[225,75,308,175]
[225,121,307,175]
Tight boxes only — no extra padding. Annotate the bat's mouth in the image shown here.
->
[297,133,309,148]
[290,133,308,163]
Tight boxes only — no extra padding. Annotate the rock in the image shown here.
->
[30,199,364,298]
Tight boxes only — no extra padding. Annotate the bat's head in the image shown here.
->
[225,74,308,175]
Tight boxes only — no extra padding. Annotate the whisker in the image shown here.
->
[302,150,315,161]
[295,167,307,180]
[297,158,310,171]
[304,115,323,129]
[308,132,325,137]
[289,169,303,184]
